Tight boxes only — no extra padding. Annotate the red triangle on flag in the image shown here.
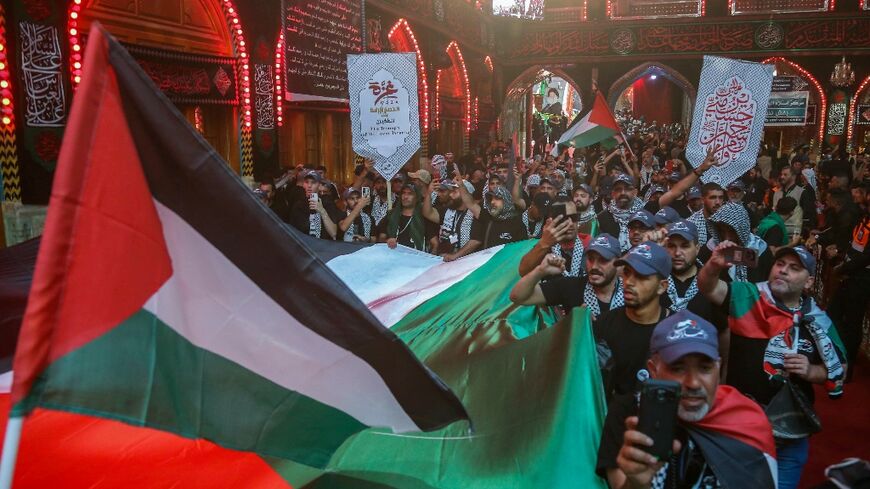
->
[587,92,620,132]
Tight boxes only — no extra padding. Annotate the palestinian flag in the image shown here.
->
[687,385,778,489]
[551,92,623,156]
[0,234,609,487]
[8,24,469,478]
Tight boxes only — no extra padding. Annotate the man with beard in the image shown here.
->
[628,210,657,249]
[367,174,393,229]
[663,221,716,322]
[522,174,545,239]
[651,148,720,217]
[772,166,817,237]
[699,244,846,489]
[274,170,339,240]
[687,186,703,214]
[686,183,726,248]
[519,197,592,277]
[510,233,623,321]
[596,242,672,398]
[599,174,645,252]
[445,186,527,261]
[598,310,777,489]
[338,188,373,242]
[573,184,598,236]
[380,183,431,252]
[422,179,478,258]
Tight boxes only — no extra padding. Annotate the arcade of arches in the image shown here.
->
[1,0,869,203]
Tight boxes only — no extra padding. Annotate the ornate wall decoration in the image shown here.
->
[610,29,636,55]
[125,45,238,105]
[507,17,870,61]
[254,64,275,130]
[827,102,847,136]
[755,23,784,50]
[18,21,66,128]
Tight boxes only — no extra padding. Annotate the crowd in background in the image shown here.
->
[253,126,870,489]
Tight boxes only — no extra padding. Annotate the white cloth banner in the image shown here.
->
[686,56,774,187]
[347,53,420,181]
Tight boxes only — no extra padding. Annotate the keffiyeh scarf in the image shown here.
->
[308,212,322,238]
[584,278,624,317]
[607,198,644,251]
[522,210,543,238]
[553,235,586,277]
[667,275,699,312]
[342,212,372,242]
[371,194,393,225]
[443,208,474,248]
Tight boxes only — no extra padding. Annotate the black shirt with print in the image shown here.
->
[595,307,669,397]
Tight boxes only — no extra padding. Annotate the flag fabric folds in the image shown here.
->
[9,24,469,471]
[552,92,623,156]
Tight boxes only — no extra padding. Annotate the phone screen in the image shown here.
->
[638,379,680,460]
[550,203,567,220]
[724,246,759,268]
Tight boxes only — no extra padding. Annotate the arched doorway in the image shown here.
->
[434,41,471,155]
[470,55,496,151]
[75,0,243,173]
[499,66,584,158]
[848,75,870,150]
[388,19,429,158]
[761,57,827,154]
[608,62,695,129]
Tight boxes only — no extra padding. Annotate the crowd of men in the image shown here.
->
[257,133,870,489]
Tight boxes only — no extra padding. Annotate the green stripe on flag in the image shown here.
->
[285,241,609,488]
[562,124,617,149]
[19,309,366,468]
[729,281,762,319]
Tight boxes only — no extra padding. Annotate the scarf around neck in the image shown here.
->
[552,235,586,277]
[584,277,624,317]
[607,198,643,251]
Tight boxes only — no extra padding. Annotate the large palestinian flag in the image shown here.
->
[551,92,623,156]
[8,24,469,475]
[0,238,608,488]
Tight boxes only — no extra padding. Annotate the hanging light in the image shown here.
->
[830,56,855,88]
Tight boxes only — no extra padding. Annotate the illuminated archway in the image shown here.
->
[434,41,471,153]
[608,62,695,126]
[69,0,254,176]
[762,57,827,145]
[388,19,429,133]
[847,74,870,148]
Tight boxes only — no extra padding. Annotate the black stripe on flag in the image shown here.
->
[102,35,468,431]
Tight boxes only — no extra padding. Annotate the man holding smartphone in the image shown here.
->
[598,310,777,489]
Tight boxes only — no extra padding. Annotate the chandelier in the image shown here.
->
[830,56,855,88]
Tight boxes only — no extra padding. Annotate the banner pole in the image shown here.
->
[0,416,24,489]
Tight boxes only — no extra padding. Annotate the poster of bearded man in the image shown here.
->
[686,56,774,187]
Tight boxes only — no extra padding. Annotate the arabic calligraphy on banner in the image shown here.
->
[19,21,66,127]
[254,64,275,130]
[766,76,809,126]
[348,53,420,180]
[284,0,361,102]
[687,56,773,187]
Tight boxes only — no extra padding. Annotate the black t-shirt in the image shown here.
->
[720,286,822,406]
[595,307,669,397]
[664,275,722,328]
[539,276,614,315]
[671,198,692,218]
[470,212,528,249]
[597,394,721,488]
[598,211,621,239]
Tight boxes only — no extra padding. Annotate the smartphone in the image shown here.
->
[724,246,759,268]
[362,186,371,199]
[637,379,680,460]
[550,203,567,220]
[309,192,319,214]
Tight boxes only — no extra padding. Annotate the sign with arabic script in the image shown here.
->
[686,56,773,187]
[766,91,809,126]
[283,0,362,103]
[347,53,420,180]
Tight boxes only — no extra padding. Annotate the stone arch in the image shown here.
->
[607,62,696,113]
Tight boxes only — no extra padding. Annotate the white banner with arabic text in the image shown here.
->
[347,53,420,181]
[686,56,774,187]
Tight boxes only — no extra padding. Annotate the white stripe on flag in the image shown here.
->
[0,371,12,394]
[327,244,441,305]
[144,201,419,432]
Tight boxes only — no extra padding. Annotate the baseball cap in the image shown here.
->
[391,173,406,182]
[629,210,656,229]
[687,186,702,200]
[462,180,475,194]
[650,310,720,364]
[666,220,699,242]
[649,185,667,196]
[587,233,621,261]
[726,180,746,191]
[526,174,542,187]
[342,187,361,200]
[654,206,681,225]
[302,170,321,182]
[576,183,594,196]
[774,245,816,275]
[668,171,682,182]
[613,173,636,188]
[408,169,432,185]
[617,241,672,278]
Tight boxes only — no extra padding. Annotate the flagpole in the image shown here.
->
[0,416,23,489]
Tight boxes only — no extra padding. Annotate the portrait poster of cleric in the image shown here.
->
[685,56,774,188]
[347,53,421,180]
